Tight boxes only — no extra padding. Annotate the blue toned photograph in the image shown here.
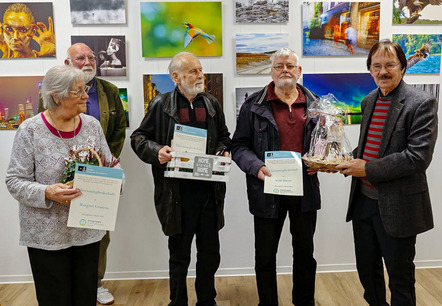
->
[393,34,442,74]
[303,73,377,124]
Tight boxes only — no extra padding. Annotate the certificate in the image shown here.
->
[264,151,303,196]
[171,124,207,154]
[67,163,123,231]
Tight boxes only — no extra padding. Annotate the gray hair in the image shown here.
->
[40,66,85,110]
[168,51,196,79]
[270,48,299,66]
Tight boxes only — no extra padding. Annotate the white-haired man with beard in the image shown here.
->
[231,48,321,306]
[131,52,230,306]
[38,42,126,305]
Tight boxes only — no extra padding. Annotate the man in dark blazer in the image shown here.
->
[336,39,438,305]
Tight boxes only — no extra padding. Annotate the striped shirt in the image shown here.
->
[360,96,392,199]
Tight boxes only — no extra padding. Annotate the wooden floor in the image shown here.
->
[1,268,441,305]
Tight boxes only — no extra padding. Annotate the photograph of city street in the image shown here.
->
[302,2,380,56]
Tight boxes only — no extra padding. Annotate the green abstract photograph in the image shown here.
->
[140,2,222,57]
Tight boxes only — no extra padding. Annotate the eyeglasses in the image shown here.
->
[370,62,400,72]
[69,55,96,63]
[69,86,90,97]
[272,64,299,71]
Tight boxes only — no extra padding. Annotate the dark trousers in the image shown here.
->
[168,181,220,306]
[254,196,317,306]
[27,241,100,306]
[352,192,417,306]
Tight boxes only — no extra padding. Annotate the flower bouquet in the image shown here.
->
[60,146,120,187]
[302,94,353,171]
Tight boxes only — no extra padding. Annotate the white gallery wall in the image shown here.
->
[1,0,442,283]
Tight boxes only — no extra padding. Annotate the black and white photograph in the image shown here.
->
[71,35,127,77]
[236,0,289,23]
[69,0,126,24]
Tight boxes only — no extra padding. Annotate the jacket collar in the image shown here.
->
[250,83,318,126]
[359,80,406,157]
[379,80,406,156]
[163,87,216,122]
[95,78,109,132]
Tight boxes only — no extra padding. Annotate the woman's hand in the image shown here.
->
[45,183,82,205]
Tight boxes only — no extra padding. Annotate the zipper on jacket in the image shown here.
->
[288,104,293,121]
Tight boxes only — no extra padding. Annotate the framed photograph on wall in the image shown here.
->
[235,87,262,119]
[0,2,55,59]
[140,2,222,57]
[119,88,129,127]
[0,76,43,130]
[236,0,289,23]
[393,34,442,74]
[70,0,126,24]
[236,33,289,74]
[71,36,127,77]
[302,2,380,56]
[302,73,377,124]
[393,0,442,24]
[142,74,223,114]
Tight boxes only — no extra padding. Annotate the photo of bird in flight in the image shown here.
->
[183,22,215,48]
[398,0,442,23]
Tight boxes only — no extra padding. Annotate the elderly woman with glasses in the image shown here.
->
[5,65,117,305]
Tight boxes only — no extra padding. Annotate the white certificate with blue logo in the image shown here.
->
[67,163,123,231]
[171,124,207,154]
[264,151,303,196]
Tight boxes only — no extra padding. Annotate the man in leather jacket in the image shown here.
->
[131,52,230,306]
[231,48,320,306]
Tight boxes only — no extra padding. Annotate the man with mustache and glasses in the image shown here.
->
[231,48,321,306]
[336,39,438,305]
[38,42,126,305]
[131,52,230,306]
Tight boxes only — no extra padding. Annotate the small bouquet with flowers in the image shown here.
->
[302,94,353,171]
[60,146,120,186]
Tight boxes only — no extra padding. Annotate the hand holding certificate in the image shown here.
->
[264,151,303,196]
[67,163,123,231]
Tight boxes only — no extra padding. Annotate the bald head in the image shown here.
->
[65,43,96,83]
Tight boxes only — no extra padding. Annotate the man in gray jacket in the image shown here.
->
[131,52,230,306]
[336,39,438,305]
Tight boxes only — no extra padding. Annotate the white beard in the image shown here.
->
[181,77,205,96]
[82,65,96,83]
[274,75,297,89]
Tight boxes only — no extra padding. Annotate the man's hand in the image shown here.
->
[306,168,319,175]
[45,183,82,205]
[335,158,367,177]
[32,17,55,57]
[158,145,174,164]
[257,166,271,181]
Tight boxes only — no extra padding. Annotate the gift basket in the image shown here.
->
[302,94,353,171]
[60,146,119,187]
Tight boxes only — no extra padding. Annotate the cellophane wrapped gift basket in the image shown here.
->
[302,94,353,171]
